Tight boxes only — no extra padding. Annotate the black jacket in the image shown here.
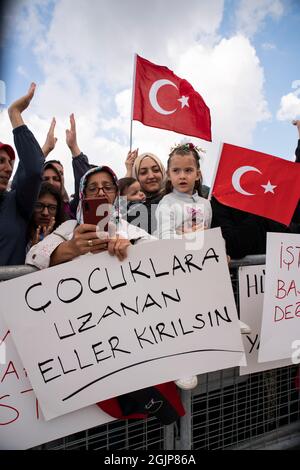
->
[124,191,165,235]
[290,139,300,232]
[211,196,290,259]
[0,125,44,265]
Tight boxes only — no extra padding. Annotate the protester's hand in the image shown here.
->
[42,118,58,157]
[107,235,130,261]
[292,120,300,137]
[69,223,109,257]
[31,218,56,246]
[66,113,81,157]
[125,149,138,177]
[8,82,36,129]
[32,226,41,247]
[9,82,36,115]
[177,223,204,235]
[42,217,56,237]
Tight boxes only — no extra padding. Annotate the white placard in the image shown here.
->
[0,228,245,420]
[259,232,300,362]
[0,316,113,450]
[238,265,291,375]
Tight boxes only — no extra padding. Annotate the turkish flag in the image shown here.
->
[133,54,212,141]
[211,143,300,226]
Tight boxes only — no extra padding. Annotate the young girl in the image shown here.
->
[156,143,251,384]
[155,143,212,390]
[155,143,212,240]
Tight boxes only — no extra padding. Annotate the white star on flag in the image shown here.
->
[177,96,189,108]
[261,180,277,194]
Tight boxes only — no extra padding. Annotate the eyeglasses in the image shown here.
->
[34,202,58,214]
[85,184,116,195]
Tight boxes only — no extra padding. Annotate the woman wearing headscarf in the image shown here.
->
[124,149,166,234]
[26,165,152,268]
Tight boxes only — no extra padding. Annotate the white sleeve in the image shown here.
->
[25,220,77,269]
[205,200,213,229]
[155,200,182,240]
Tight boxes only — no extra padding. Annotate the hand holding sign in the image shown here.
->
[107,235,131,262]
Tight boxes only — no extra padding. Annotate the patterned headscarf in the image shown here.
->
[76,166,120,225]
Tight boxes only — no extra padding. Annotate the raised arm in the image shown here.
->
[125,149,138,177]
[291,120,300,231]
[66,113,81,158]
[8,83,44,219]
[66,114,90,214]
[292,120,300,162]
[8,82,36,129]
[42,117,57,158]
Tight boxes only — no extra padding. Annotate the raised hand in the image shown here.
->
[125,148,138,177]
[31,217,56,246]
[8,82,36,128]
[42,216,56,237]
[42,118,58,157]
[32,225,42,247]
[66,113,81,157]
[292,119,300,138]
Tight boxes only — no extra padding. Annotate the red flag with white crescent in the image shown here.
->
[211,143,300,226]
[132,54,212,142]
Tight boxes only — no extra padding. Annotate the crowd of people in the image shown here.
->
[1,83,300,424]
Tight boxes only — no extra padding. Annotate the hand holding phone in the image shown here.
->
[83,197,110,231]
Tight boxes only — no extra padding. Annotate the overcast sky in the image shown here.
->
[1,0,300,193]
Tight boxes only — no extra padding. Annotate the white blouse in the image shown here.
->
[26,219,155,270]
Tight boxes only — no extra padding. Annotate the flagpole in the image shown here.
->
[208,142,223,201]
[129,53,138,152]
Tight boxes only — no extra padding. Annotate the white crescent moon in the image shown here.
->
[149,79,178,115]
[232,166,262,196]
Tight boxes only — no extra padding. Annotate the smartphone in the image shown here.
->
[83,197,110,231]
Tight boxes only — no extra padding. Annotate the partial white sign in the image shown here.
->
[0,318,113,450]
[259,232,300,362]
[238,265,291,375]
[0,229,245,420]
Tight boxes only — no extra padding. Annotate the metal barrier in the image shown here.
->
[1,257,300,450]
